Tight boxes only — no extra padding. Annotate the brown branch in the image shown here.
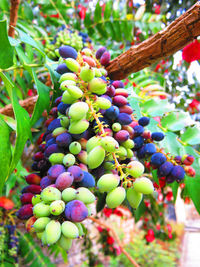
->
[8,0,20,37]
[89,216,140,267]
[0,96,38,117]
[106,1,200,80]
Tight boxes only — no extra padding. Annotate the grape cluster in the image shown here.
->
[44,27,91,60]
[18,45,195,249]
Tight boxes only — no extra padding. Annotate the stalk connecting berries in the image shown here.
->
[18,45,195,250]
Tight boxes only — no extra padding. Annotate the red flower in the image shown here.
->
[28,89,33,96]
[147,229,154,236]
[166,191,173,202]
[0,197,14,210]
[144,217,149,222]
[182,40,200,63]
[107,236,115,245]
[156,224,161,230]
[154,4,161,15]
[113,208,123,217]
[50,13,59,18]
[168,233,173,239]
[97,226,103,233]
[159,178,166,188]
[103,207,113,217]
[167,224,172,233]
[188,99,200,114]
[78,4,87,20]
[145,234,155,242]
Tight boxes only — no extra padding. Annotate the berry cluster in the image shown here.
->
[18,45,195,250]
[44,26,91,60]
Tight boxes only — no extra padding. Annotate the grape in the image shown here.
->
[67,85,83,99]
[151,132,165,141]
[82,48,92,56]
[77,150,88,164]
[47,119,61,132]
[182,154,195,165]
[33,217,51,232]
[96,97,111,110]
[101,136,119,152]
[126,188,143,209]
[61,221,79,239]
[106,85,116,97]
[133,136,144,150]
[166,175,176,184]
[77,171,95,188]
[150,153,166,167]
[65,200,88,222]
[117,113,132,125]
[58,235,72,251]
[105,106,119,120]
[171,165,185,182]
[44,144,61,158]
[112,122,122,132]
[47,164,65,181]
[112,80,124,88]
[138,117,150,126]
[97,174,120,192]
[56,133,72,148]
[119,105,133,114]
[69,119,89,134]
[33,203,50,217]
[41,232,47,245]
[62,188,77,202]
[32,194,42,206]
[87,146,105,169]
[56,63,71,74]
[64,58,80,73]
[62,90,76,104]
[126,161,144,178]
[86,136,101,153]
[100,51,110,66]
[122,139,134,149]
[22,185,42,194]
[52,127,67,137]
[63,154,76,167]
[33,152,44,161]
[59,72,77,83]
[69,102,89,120]
[25,216,37,233]
[59,45,78,59]
[50,200,65,215]
[76,187,95,204]
[88,78,107,95]
[133,177,154,194]
[126,149,134,158]
[133,125,144,136]
[45,220,61,245]
[57,103,69,115]
[75,223,84,236]
[20,193,34,205]
[41,187,61,202]
[49,153,65,164]
[55,172,74,191]
[114,130,130,143]
[144,143,157,155]
[113,95,128,107]
[69,141,82,155]
[158,162,174,176]
[82,55,96,67]
[96,47,106,59]
[116,146,127,159]
[80,66,95,82]
[106,187,126,208]
[67,165,84,182]
[16,204,33,220]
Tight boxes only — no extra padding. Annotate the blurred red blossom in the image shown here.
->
[0,197,14,210]
[182,40,200,63]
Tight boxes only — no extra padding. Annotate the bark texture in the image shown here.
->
[106,1,200,80]
[0,96,38,117]
[8,0,20,37]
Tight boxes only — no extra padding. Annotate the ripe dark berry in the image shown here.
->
[133,125,144,136]
[56,63,71,74]
[117,113,132,125]
[16,204,33,220]
[96,47,106,59]
[133,136,144,150]
[144,143,157,155]
[138,117,150,126]
[158,162,174,176]
[59,45,78,59]
[151,132,165,141]
[171,165,185,182]
[150,153,166,167]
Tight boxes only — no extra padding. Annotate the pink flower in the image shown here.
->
[182,40,200,63]
[107,236,115,245]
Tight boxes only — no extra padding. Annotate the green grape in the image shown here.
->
[63,153,76,167]
[80,66,95,82]
[58,235,72,251]
[68,102,89,120]
[61,221,79,239]
[86,136,101,153]
[69,141,82,155]
[101,136,119,152]
[126,188,143,209]
[64,58,80,73]
[41,187,61,202]
[33,217,51,232]
[49,200,65,215]
[49,153,65,164]
[75,223,84,236]
[95,97,111,109]
[97,174,120,192]
[88,78,107,95]
[62,90,76,104]
[62,187,77,202]
[60,80,76,90]
[122,139,134,149]
[66,85,83,99]
[52,127,67,137]
[87,146,105,169]
[45,220,61,245]
[112,122,122,132]
[59,73,77,83]
[33,203,50,217]
[126,161,144,178]
[76,187,96,204]
[69,119,89,134]
[116,146,127,159]
[133,177,154,194]
[106,187,126,208]
[126,149,134,158]
[32,194,42,206]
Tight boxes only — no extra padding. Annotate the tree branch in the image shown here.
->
[89,216,140,267]
[0,96,38,117]
[8,0,20,38]
[106,1,200,80]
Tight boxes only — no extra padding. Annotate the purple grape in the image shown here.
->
[56,63,71,74]
[105,106,119,120]
[114,130,130,143]
[158,162,174,177]
[133,125,144,136]
[44,144,63,158]
[54,96,62,106]
[171,166,185,182]
[144,143,157,155]
[59,45,78,59]
[112,80,124,88]
[150,153,166,167]
[133,136,144,150]
[77,171,95,188]
[67,166,84,182]
[57,102,70,115]
[55,172,74,191]
[16,204,33,220]
[45,138,56,148]
[138,117,150,126]
[113,95,128,107]
[166,175,176,184]
[56,133,72,148]
[119,105,133,114]
[100,51,111,66]
[106,85,116,97]
[47,119,61,132]
[96,47,107,59]
[117,113,132,125]
[20,193,34,205]
[40,176,52,189]
[65,200,88,222]
[37,159,51,172]
[47,164,66,181]
[22,185,42,194]
[137,146,146,159]
[151,132,165,141]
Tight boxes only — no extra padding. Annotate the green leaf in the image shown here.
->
[104,1,112,19]
[0,20,14,69]
[94,2,102,23]
[128,97,141,119]
[140,99,172,117]
[0,117,12,194]
[134,199,146,222]
[180,126,200,145]
[161,111,194,131]
[161,131,182,155]
[31,71,50,126]
[96,192,106,213]
[0,73,31,177]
